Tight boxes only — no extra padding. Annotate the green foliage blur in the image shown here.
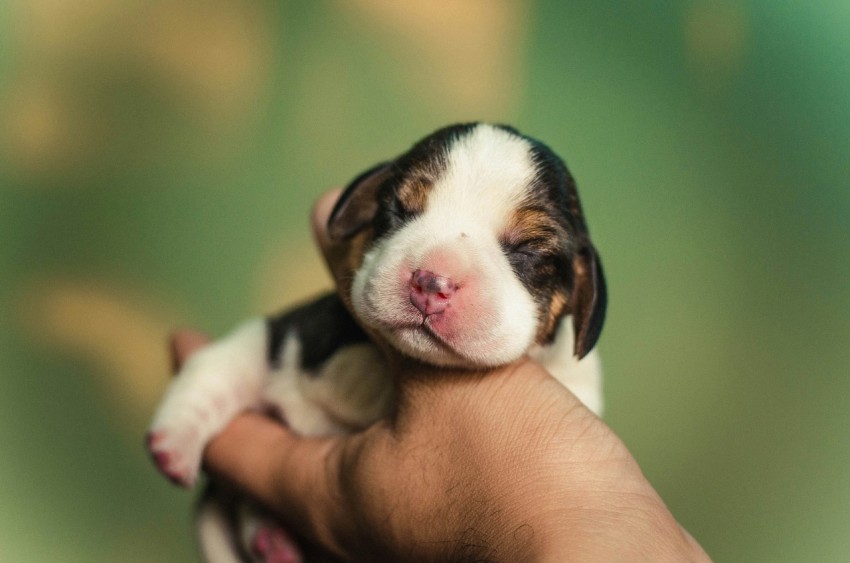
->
[1,1,848,561]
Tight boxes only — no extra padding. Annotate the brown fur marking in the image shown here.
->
[396,176,432,216]
[504,207,562,253]
[538,288,569,343]
[505,206,573,344]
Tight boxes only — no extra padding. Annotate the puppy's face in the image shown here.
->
[329,123,606,368]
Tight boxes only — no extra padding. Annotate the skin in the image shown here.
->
[177,189,710,562]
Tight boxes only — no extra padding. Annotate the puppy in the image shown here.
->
[148,123,607,562]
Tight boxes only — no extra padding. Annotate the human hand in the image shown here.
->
[185,189,709,561]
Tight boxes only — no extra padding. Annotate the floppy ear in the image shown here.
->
[570,244,607,359]
[327,162,392,240]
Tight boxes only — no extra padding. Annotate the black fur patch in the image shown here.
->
[496,126,606,348]
[267,293,368,372]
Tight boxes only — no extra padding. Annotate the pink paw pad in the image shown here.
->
[252,526,302,563]
[145,430,198,489]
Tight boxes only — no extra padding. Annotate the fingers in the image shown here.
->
[168,329,209,373]
[310,188,342,257]
[203,413,351,557]
[310,188,356,293]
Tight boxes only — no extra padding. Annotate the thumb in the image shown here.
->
[203,413,355,556]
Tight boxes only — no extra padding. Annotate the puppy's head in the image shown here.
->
[328,123,606,368]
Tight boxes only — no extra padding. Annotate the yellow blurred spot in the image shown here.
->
[343,0,530,118]
[20,281,183,424]
[1,78,102,179]
[2,81,68,173]
[138,0,275,133]
[2,0,126,178]
[2,0,276,180]
[14,92,61,157]
[684,1,748,92]
[10,0,121,55]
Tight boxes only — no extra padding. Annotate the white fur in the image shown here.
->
[262,332,345,435]
[150,320,394,488]
[297,343,392,428]
[153,320,393,561]
[148,319,269,487]
[196,496,242,563]
[263,337,392,434]
[352,124,540,367]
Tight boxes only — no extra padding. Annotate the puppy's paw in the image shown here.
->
[145,425,204,488]
[147,319,269,488]
[251,525,302,563]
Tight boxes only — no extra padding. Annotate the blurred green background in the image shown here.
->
[1,1,848,561]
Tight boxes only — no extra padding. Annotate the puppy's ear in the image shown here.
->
[570,244,607,359]
[328,162,392,240]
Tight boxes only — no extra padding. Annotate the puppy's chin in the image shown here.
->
[356,307,536,369]
[382,326,476,368]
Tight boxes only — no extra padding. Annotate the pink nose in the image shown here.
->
[410,269,457,316]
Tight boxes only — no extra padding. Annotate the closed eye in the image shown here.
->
[508,237,548,254]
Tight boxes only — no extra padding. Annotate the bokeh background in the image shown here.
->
[1,1,848,561]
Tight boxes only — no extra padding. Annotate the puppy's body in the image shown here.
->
[149,124,606,562]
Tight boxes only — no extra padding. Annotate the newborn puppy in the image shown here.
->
[148,123,607,562]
